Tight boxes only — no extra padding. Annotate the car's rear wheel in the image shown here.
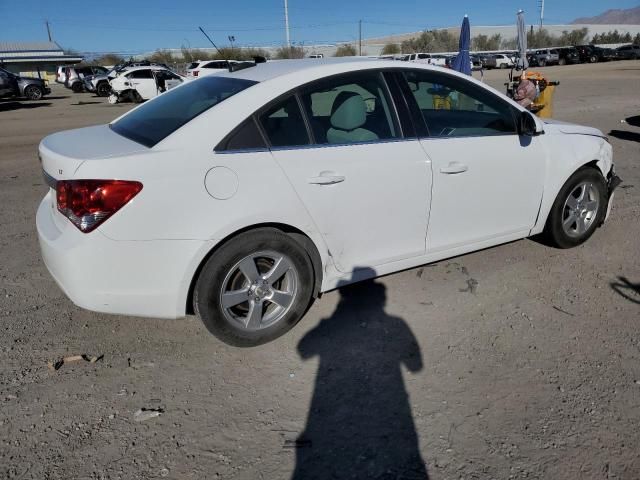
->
[194,229,315,347]
[558,58,566,66]
[71,82,83,93]
[543,167,607,249]
[589,55,598,63]
[97,82,111,97]
[129,90,142,103]
[539,59,546,67]
[24,85,43,100]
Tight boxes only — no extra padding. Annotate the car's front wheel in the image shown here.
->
[24,85,43,100]
[97,82,111,97]
[194,229,315,346]
[71,82,83,93]
[543,167,607,249]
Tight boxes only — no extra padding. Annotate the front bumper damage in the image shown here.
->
[604,165,622,223]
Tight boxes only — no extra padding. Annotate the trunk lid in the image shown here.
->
[39,124,147,180]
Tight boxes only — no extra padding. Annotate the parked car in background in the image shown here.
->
[0,67,19,98]
[37,59,619,346]
[493,53,514,69]
[470,55,483,70]
[108,66,183,103]
[64,66,109,92]
[85,62,170,97]
[309,54,324,58]
[55,65,69,84]
[531,49,560,67]
[616,44,640,59]
[187,60,238,78]
[575,45,617,63]
[0,66,51,100]
[403,53,448,66]
[556,47,580,65]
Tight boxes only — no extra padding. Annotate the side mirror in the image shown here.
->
[518,110,538,136]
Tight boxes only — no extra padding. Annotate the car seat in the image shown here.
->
[327,91,378,144]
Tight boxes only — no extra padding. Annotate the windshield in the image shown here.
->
[110,76,257,148]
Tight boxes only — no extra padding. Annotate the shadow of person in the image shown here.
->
[610,276,640,304]
[608,129,640,143]
[292,269,429,479]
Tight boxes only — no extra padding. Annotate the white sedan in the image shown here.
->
[37,59,619,346]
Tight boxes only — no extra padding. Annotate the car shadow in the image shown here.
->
[292,269,429,480]
[608,129,640,143]
[0,101,52,112]
[610,276,640,304]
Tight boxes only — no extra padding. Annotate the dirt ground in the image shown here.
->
[1,61,639,480]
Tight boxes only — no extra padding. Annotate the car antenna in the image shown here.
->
[198,26,227,59]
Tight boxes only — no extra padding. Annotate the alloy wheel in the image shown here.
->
[562,181,600,238]
[219,251,299,331]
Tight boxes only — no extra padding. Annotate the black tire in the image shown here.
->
[129,90,143,103]
[558,58,566,66]
[539,59,546,67]
[194,228,315,347]
[71,82,83,93]
[542,167,608,249]
[96,82,111,97]
[24,85,43,100]
[589,55,598,63]
[500,63,507,69]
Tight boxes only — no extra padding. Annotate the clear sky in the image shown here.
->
[1,0,638,55]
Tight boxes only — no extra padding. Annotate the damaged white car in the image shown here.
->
[108,66,183,104]
[37,59,620,346]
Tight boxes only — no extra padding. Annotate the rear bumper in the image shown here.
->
[36,192,212,319]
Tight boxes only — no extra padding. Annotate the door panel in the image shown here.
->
[271,141,432,272]
[421,135,544,252]
[399,68,545,252]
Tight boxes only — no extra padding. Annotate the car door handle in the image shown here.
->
[308,171,345,185]
[440,162,468,174]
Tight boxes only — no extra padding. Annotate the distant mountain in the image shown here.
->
[572,6,640,24]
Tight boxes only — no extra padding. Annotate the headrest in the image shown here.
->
[330,91,366,131]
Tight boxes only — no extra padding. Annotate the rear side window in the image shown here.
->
[259,95,310,148]
[216,118,266,151]
[111,76,257,147]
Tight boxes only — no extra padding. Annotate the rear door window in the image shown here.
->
[298,71,399,145]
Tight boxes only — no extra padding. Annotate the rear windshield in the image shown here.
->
[110,76,257,147]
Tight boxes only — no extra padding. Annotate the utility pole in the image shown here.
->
[359,20,362,56]
[538,0,545,31]
[284,0,291,49]
[45,20,52,42]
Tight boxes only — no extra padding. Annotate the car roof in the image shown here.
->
[123,65,169,73]
[215,57,392,83]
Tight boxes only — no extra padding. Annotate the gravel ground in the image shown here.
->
[1,61,639,480]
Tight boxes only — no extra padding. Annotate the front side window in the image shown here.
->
[403,69,517,138]
[111,76,257,147]
[298,71,399,145]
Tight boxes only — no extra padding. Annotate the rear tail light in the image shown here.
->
[193,71,199,77]
[56,180,142,233]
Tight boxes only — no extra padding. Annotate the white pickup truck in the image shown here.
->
[403,53,448,67]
